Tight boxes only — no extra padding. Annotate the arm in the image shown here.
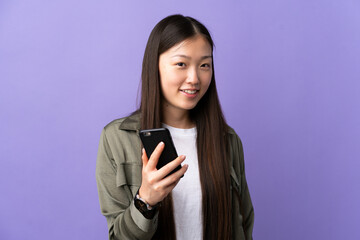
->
[96,129,157,240]
[237,135,255,240]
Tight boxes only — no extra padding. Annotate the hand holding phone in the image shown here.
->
[138,128,188,206]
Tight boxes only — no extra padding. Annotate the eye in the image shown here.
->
[201,63,211,68]
[176,62,186,67]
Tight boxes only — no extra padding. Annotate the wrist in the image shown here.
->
[136,192,154,210]
[134,189,160,219]
[138,187,157,207]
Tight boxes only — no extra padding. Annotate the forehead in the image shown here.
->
[165,35,212,55]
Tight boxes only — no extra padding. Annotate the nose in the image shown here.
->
[186,67,200,85]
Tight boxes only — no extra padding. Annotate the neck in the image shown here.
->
[162,105,195,129]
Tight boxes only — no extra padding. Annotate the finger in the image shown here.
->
[147,141,164,170]
[164,179,180,193]
[156,155,186,179]
[155,178,180,202]
[160,164,189,187]
[141,148,148,168]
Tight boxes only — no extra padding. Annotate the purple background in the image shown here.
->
[1,0,359,239]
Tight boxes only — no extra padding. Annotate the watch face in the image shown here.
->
[135,198,146,212]
[134,198,157,219]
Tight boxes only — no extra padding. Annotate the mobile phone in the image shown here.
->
[139,128,182,176]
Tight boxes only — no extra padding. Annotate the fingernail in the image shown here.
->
[159,141,164,146]
[142,148,145,154]
[180,155,186,160]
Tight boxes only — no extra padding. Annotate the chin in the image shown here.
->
[180,103,198,111]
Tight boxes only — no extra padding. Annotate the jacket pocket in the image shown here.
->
[116,163,142,187]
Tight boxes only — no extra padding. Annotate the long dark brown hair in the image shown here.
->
[139,14,231,240]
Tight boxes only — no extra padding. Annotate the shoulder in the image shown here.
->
[226,125,237,135]
[226,125,245,165]
[103,112,141,133]
[100,113,141,150]
[103,117,126,131]
[99,112,142,164]
[226,125,243,147]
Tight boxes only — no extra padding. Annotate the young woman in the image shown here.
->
[96,14,254,240]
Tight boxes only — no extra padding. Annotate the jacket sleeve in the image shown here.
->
[96,128,158,240]
[236,134,255,240]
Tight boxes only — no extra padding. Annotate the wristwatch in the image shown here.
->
[134,190,159,219]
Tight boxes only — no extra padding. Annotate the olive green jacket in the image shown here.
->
[96,113,254,240]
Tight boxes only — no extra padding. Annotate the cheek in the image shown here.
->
[160,69,185,89]
[201,72,212,91]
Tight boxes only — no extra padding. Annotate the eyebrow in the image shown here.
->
[171,54,212,60]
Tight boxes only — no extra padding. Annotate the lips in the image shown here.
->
[180,89,199,94]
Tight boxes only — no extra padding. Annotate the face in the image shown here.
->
[158,35,213,115]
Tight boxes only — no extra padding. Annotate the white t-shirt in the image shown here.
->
[162,123,203,240]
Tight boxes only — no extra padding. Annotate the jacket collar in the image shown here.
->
[118,112,141,131]
[118,111,236,135]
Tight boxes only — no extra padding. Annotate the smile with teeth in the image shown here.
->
[181,89,198,94]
